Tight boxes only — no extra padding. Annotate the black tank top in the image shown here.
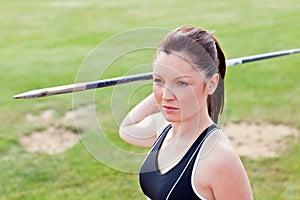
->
[139,124,218,200]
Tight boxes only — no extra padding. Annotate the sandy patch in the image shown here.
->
[224,122,299,159]
[21,108,83,155]
[20,127,79,154]
[20,108,299,158]
[21,105,97,154]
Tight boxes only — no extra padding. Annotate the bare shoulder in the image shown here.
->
[197,129,253,200]
[206,129,239,164]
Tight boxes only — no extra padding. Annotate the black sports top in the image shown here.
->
[139,124,218,200]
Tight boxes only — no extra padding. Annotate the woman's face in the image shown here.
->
[153,52,210,123]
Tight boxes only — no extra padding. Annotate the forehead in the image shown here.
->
[153,52,201,78]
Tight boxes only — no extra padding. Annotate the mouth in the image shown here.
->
[162,105,179,112]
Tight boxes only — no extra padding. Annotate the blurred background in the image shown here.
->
[0,0,299,199]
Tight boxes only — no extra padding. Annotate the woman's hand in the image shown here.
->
[119,93,168,147]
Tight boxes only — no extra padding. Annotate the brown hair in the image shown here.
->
[154,26,226,123]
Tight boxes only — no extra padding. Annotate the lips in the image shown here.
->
[162,105,179,113]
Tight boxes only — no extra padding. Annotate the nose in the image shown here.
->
[162,87,175,100]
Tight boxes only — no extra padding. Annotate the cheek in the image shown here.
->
[178,89,197,106]
[178,86,206,107]
[153,85,162,103]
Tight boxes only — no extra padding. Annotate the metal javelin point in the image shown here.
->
[13,48,300,99]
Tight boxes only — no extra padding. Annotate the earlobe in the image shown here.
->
[208,86,215,95]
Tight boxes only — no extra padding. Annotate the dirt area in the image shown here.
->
[223,122,299,159]
[20,108,299,158]
[20,109,80,154]
[20,127,79,154]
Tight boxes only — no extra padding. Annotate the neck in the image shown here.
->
[170,111,214,141]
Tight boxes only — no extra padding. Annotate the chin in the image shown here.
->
[162,115,181,123]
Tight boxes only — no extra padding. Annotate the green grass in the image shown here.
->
[0,0,299,199]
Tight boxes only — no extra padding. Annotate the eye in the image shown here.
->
[153,78,164,84]
[177,81,189,86]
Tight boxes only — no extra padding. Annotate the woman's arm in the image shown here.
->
[195,132,253,200]
[207,134,253,200]
[119,93,168,147]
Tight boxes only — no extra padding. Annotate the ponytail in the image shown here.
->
[207,37,226,124]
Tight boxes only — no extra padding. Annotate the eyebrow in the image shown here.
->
[153,73,194,79]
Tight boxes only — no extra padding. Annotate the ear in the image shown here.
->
[207,73,219,95]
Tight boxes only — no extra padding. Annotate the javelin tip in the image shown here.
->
[13,89,48,99]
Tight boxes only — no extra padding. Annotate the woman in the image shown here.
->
[119,26,253,200]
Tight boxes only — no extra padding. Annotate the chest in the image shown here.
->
[157,140,192,174]
[139,124,217,200]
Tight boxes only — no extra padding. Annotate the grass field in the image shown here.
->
[0,0,299,199]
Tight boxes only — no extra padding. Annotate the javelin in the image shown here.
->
[13,48,300,99]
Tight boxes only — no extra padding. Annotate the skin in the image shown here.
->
[119,52,253,200]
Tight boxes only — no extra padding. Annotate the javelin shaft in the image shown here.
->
[13,73,153,99]
[225,48,300,66]
[13,48,300,99]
